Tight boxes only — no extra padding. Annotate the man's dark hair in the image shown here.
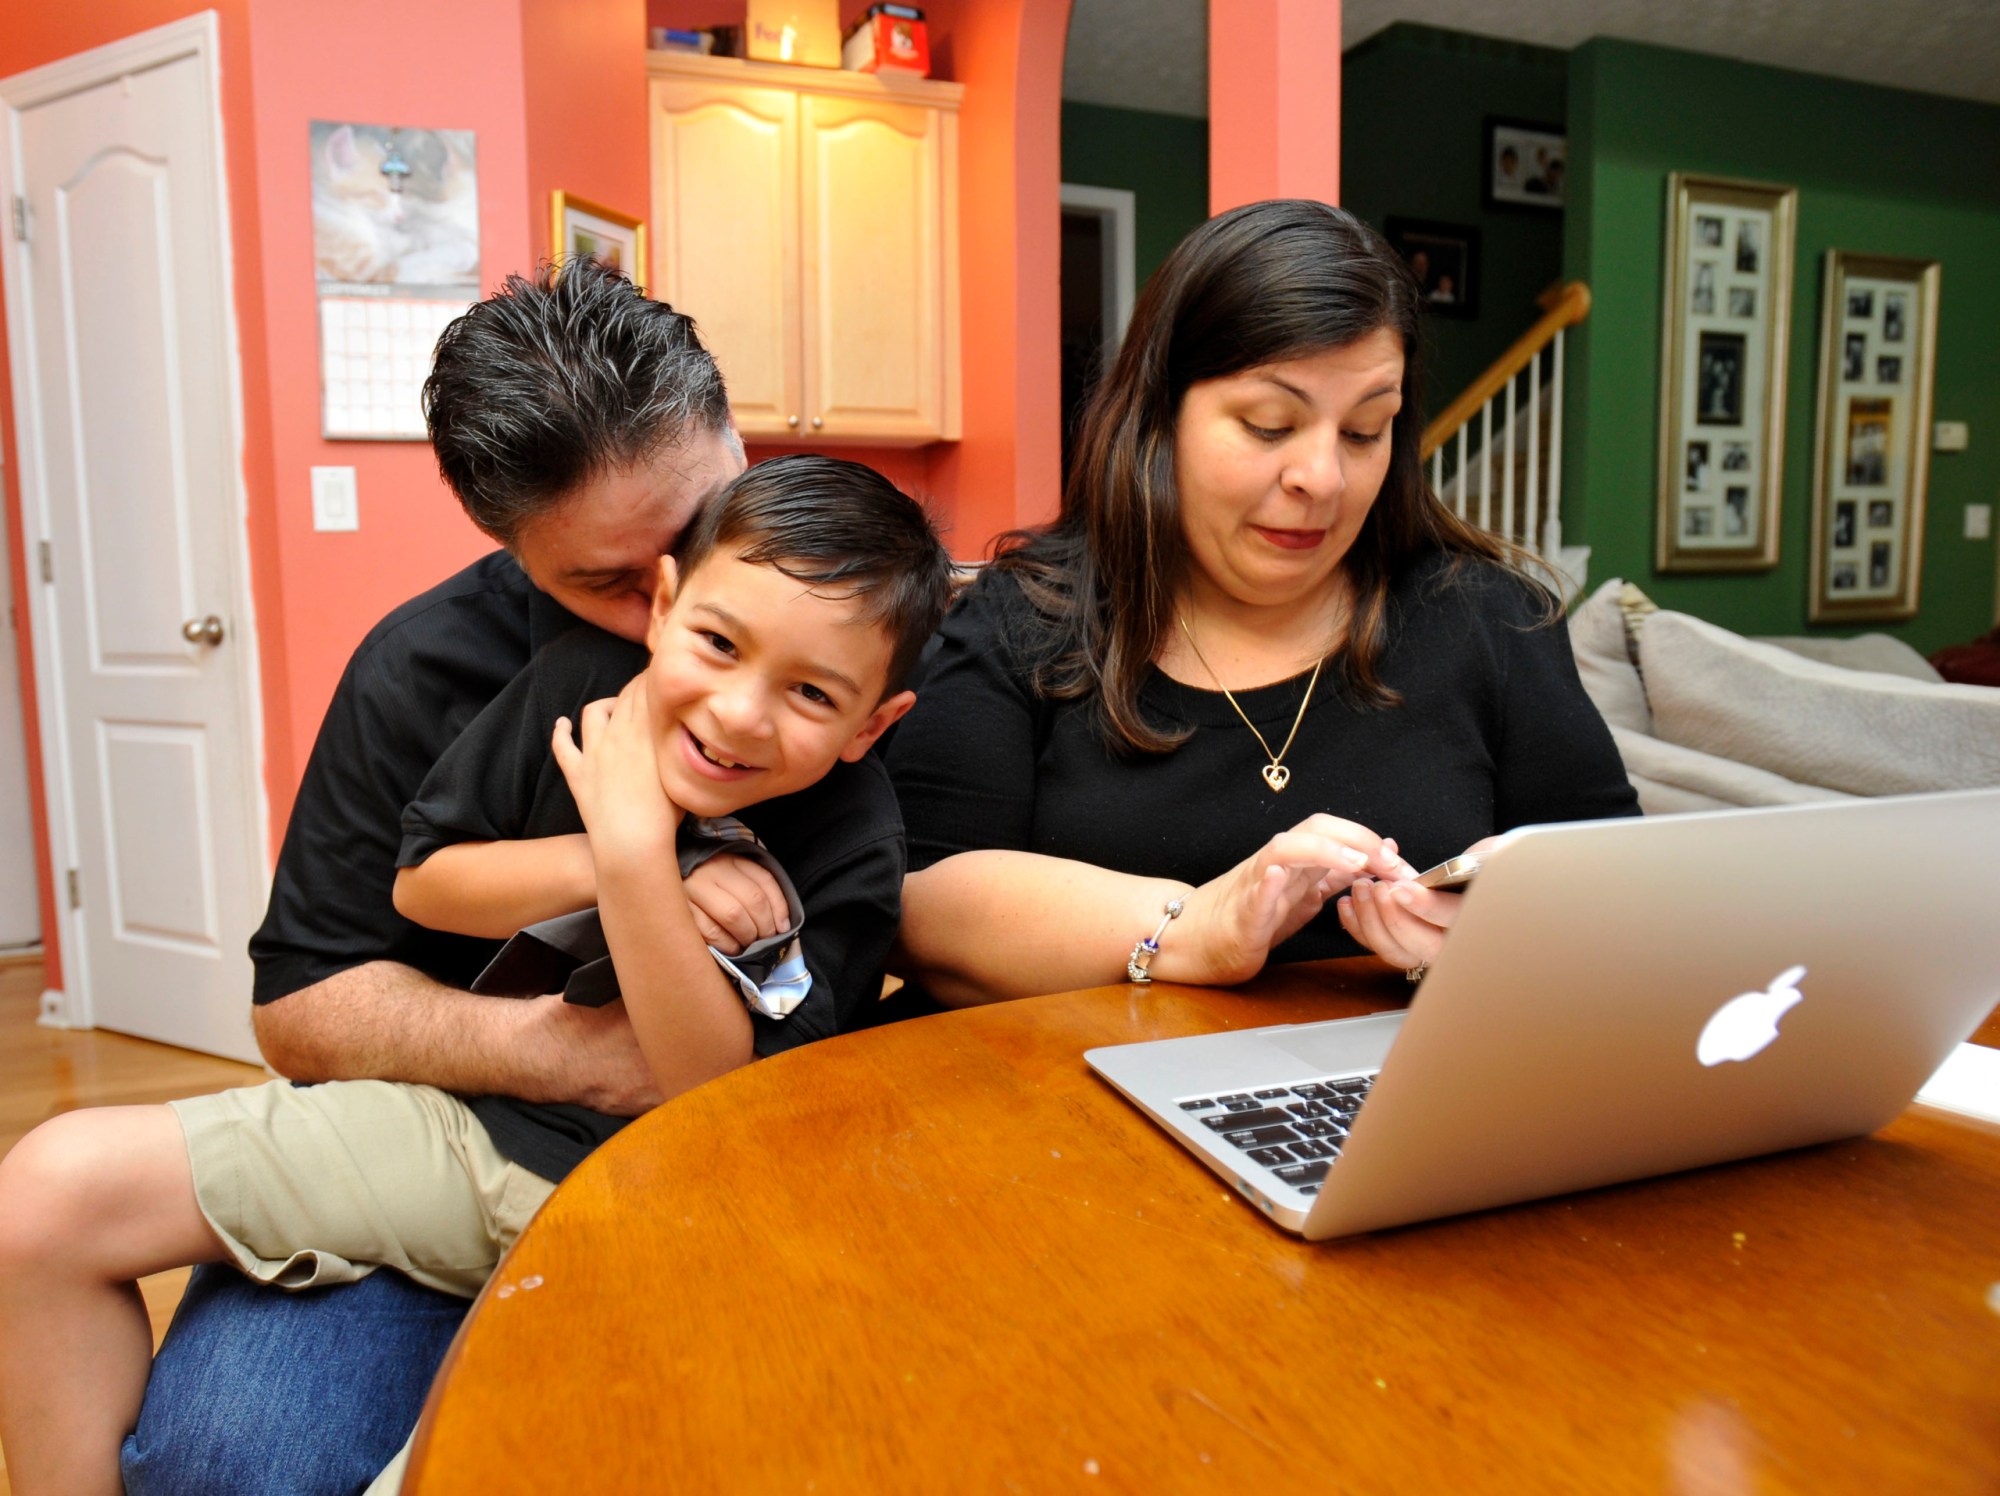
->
[676,455,956,697]
[423,258,732,542]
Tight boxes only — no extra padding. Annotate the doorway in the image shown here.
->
[1,14,266,1062]
[1058,183,1135,485]
[0,492,38,951]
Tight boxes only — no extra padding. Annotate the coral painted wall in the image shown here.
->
[243,0,537,831]
[1208,0,1341,213]
[5,0,1076,987]
[3,0,667,984]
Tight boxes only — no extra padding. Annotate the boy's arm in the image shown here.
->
[554,681,755,1097]
[398,632,618,931]
[392,834,596,938]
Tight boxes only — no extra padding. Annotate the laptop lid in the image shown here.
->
[1091,789,2000,1241]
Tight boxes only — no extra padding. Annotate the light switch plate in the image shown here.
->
[311,466,359,532]
[1935,421,1969,452]
[1966,504,1992,541]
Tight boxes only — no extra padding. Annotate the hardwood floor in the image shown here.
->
[0,954,266,1493]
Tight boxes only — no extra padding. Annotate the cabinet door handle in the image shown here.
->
[181,615,225,646]
[810,416,824,430]
[787,415,800,428]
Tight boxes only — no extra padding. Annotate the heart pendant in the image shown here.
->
[1262,763,1291,792]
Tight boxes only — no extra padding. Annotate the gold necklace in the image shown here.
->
[1176,615,1325,793]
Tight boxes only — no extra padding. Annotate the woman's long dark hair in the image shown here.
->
[994,199,1540,755]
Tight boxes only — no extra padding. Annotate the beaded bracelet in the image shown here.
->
[1126,897,1187,984]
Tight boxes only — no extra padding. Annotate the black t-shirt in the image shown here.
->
[885,551,1640,964]
[398,624,907,1181]
[250,551,579,1004]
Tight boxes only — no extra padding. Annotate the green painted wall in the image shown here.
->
[1341,24,1568,416]
[1566,39,2000,649]
[1060,101,1209,289]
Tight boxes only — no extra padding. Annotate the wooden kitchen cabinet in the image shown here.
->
[648,53,961,445]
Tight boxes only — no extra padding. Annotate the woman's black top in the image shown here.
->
[885,550,1639,963]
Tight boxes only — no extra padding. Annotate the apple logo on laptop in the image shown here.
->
[1697,965,1807,1067]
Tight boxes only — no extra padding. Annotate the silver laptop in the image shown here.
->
[1086,788,2000,1240]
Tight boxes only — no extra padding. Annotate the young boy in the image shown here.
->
[0,455,955,1494]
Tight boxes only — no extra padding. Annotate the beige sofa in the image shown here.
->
[1568,579,2000,815]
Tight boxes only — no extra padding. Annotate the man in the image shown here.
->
[121,258,746,1494]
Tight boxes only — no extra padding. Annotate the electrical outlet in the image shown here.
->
[1966,504,1992,541]
[311,466,359,532]
[1935,421,1969,452]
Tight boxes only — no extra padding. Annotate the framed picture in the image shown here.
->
[1384,217,1480,320]
[550,191,647,278]
[1484,118,1566,210]
[1808,251,1940,622]
[1655,172,1797,572]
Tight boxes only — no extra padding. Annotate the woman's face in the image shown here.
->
[1172,328,1405,613]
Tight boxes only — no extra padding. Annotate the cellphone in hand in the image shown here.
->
[1415,853,1483,891]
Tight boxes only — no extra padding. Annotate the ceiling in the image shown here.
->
[1060,0,2000,119]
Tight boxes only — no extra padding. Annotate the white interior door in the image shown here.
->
[3,19,264,1060]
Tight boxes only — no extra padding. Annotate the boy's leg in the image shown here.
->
[167,1079,553,1297]
[122,1267,468,1496]
[0,1104,228,1495]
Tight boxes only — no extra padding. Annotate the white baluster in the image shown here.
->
[1526,348,1542,554]
[1455,425,1468,519]
[1430,446,1443,498]
[1546,330,1566,557]
[1502,373,1517,544]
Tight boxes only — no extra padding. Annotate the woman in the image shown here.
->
[888,201,1637,1006]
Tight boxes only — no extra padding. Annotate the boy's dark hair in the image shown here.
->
[423,258,733,542]
[676,455,956,697]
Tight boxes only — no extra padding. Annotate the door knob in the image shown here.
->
[810,416,823,430]
[182,615,225,646]
[787,414,800,429]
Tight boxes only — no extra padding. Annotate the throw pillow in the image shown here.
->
[1615,581,1659,662]
[1754,633,1943,683]
[1566,579,1652,734]
[1640,610,2000,796]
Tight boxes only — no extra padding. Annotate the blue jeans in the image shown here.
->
[122,1265,468,1496]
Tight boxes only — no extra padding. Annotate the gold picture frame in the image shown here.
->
[1807,252,1940,623]
[1655,173,1798,572]
[550,191,647,280]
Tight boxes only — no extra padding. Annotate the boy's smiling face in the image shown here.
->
[640,544,915,819]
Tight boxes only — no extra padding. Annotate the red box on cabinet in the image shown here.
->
[842,4,930,76]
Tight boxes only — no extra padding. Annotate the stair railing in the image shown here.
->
[1420,282,1591,575]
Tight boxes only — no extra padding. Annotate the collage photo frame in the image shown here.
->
[1808,252,1940,622]
[1655,173,1797,572]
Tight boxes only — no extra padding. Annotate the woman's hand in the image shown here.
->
[1335,833,1501,970]
[1336,876,1462,970]
[682,853,789,955]
[551,677,681,870]
[1157,815,1415,987]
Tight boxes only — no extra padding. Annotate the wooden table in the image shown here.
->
[407,962,2000,1494]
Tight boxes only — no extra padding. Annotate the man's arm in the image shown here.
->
[253,960,664,1116]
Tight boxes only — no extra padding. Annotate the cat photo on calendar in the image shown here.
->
[311,121,481,289]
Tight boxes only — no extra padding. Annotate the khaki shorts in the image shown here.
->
[170,1079,555,1298]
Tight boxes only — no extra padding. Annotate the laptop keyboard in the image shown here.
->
[1176,1076,1377,1196]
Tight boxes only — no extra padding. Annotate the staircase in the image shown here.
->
[1420,282,1592,599]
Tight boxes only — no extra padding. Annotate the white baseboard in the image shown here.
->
[37,987,74,1029]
